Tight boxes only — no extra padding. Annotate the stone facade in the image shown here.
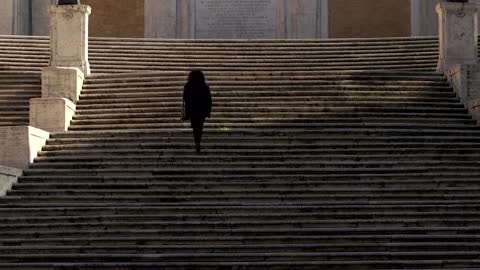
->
[329,0,410,38]
[1,0,480,38]
[0,0,462,38]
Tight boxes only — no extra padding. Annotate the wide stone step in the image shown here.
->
[7,188,480,200]
[0,252,478,267]
[49,128,480,139]
[37,147,480,158]
[68,117,477,126]
[79,90,455,100]
[0,261,478,270]
[86,64,437,73]
[72,113,473,122]
[25,160,480,170]
[67,123,479,132]
[0,57,438,68]
[68,117,459,127]
[0,225,476,238]
[0,50,438,60]
[2,216,480,232]
[74,105,467,114]
[34,147,480,157]
[84,70,445,79]
[0,106,29,112]
[1,234,478,250]
[84,72,446,83]
[0,261,477,270]
[16,172,480,183]
[1,242,479,255]
[32,152,480,162]
[22,164,480,175]
[0,203,477,216]
[82,76,449,86]
[75,97,460,106]
[1,210,478,224]
[59,128,480,137]
[13,178,480,192]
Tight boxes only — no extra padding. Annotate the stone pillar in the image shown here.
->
[0,0,14,35]
[32,0,53,36]
[437,2,480,73]
[0,127,49,170]
[0,165,22,197]
[49,4,91,75]
[30,4,90,133]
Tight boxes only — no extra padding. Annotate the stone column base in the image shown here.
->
[0,126,50,170]
[30,98,76,133]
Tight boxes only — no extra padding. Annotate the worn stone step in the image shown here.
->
[0,261,476,270]
[13,178,480,192]
[0,203,478,216]
[1,210,478,224]
[83,72,447,83]
[37,148,480,158]
[68,117,475,125]
[16,173,480,184]
[7,188,480,200]
[84,69,445,79]
[1,242,479,255]
[0,252,478,266]
[72,113,473,122]
[67,123,479,132]
[81,79,449,89]
[25,160,480,170]
[32,153,480,163]
[76,97,460,106]
[1,235,478,250]
[74,106,467,115]
[86,64,437,73]
[80,90,455,100]
[3,217,480,233]
[48,129,480,140]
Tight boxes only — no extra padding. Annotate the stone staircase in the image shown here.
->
[0,72,40,127]
[1,35,480,269]
[0,35,440,73]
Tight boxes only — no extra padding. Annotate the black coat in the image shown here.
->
[183,82,212,121]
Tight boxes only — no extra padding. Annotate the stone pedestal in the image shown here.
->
[49,5,91,75]
[42,67,84,103]
[447,64,480,123]
[437,2,480,73]
[30,98,76,133]
[0,127,50,170]
[0,165,22,197]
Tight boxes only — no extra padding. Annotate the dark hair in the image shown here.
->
[187,70,206,84]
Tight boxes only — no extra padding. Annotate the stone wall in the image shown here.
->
[82,0,144,38]
[329,0,411,38]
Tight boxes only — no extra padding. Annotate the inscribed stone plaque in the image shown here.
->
[195,0,277,39]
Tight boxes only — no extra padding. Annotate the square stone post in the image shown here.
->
[437,2,480,73]
[49,4,91,75]
[30,4,91,133]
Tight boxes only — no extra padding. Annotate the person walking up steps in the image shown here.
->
[182,70,212,154]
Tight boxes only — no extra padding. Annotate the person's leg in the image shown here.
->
[191,118,204,153]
